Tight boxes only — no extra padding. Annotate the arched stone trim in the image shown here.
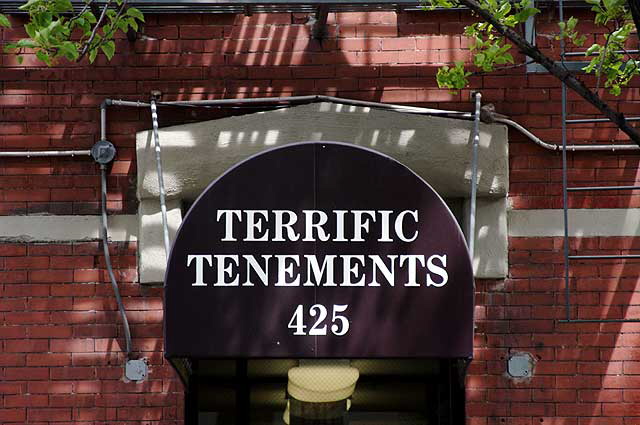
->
[136,101,508,283]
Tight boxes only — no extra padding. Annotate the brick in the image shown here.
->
[50,339,94,353]
[27,408,72,422]
[26,353,71,366]
[4,367,49,380]
[0,244,27,256]
[0,409,26,422]
[29,270,73,283]
[3,395,48,407]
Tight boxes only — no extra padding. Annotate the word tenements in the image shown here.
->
[186,209,450,288]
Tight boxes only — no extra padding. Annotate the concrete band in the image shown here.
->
[4,210,635,242]
[508,209,640,237]
[0,215,138,242]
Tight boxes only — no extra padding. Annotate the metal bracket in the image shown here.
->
[311,5,329,40]
[90,140,116,165]
[125,358,148,382]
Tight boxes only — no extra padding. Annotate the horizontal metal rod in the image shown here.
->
[567,116,640,123]
[0,150,91,158]
[108,95,472,117]
[568,185,640,191]
[158,95,473,117]
[563,49,640,57]
[161,95,318,106]
[559,319,640,323]
[569,254,640,260]
[109,99,151,107]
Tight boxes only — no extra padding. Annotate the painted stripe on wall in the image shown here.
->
[0,215,138,242]
[508,209,640,237]
[0,209,638,242]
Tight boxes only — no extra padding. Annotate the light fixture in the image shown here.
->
[283,362,359,424]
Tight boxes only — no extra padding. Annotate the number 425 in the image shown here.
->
[288,304,349,336]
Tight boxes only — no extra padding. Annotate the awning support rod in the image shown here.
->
[149,95,172,266]
[468,92,481,262]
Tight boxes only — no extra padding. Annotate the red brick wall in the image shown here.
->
[0,242,181,423]
[1,9,639,215]
[2,7,640,425]
[471,237,640,424]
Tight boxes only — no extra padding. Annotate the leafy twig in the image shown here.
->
[77,0,111,60]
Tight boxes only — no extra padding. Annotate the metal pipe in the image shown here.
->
[567,116,640,124]
[568,185,640,191]
[150,98,172,264]
[110,99,152,108]
[100,100,109,141]
[494,117,640,151]
[563,49,640,57]
[103,95,638,152]
[0,150,91,157]
[468,93,481,261]
[128,94,472,118]
[317,95,472,117]
[560,319,640,323]
[161,95,318,106]
[569,254,640,260]
[100,164,132,357]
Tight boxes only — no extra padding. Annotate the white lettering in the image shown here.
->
[341,255,365,286]
[377,210,393,242]
[273,210,299,242]
[275,255,300,286]
[216,210,242,241]
[369,254,397,286]
[245,210,269,241]
[400,255,425,287]
[351,210,376,242]
[427,254,448,287]
[395,210,419,242]
[242,254,272,286]
[213,255,239,286]
[304,255,337,286]
[187,254,212,287]
[303,210,330,242]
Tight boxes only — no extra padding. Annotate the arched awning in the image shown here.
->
[164,142,474,362]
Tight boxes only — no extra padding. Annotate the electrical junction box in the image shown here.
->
[125,359,148,382]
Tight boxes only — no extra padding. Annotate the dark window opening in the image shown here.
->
[184,359,466,425]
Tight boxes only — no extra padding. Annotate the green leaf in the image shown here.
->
[84,11,97,24]
[585,43,601,55]
[58,41,79,61]
[15,38,37,48]
[126,7,144,22]
[25,23,36,39]
[36,49,52,66]
[100,40,115,60]
[17,55,24,64]
[0,13,11,28]
[88,47,98,63]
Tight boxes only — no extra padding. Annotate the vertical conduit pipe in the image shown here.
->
[468,93,482,262]
[100,165,132,356]
[149,98,172,265]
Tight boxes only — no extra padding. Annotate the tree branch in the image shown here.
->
[77,0,111,60]
[457,0,640,145]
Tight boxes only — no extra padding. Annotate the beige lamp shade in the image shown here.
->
[283,364,359,424]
